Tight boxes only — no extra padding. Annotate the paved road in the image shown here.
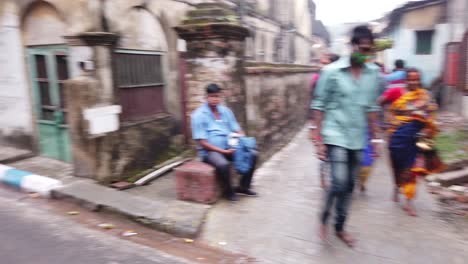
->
[0,188,190,264]
[201,129,468,264]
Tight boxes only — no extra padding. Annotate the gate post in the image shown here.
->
[63,32,119,181]
[175,3,250,139]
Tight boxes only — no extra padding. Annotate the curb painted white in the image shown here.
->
[21,174,63,197]
[0,164,62,197]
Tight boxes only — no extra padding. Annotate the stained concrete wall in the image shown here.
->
[400,4,443,30]
[0,0,191,148]
[244,67,315,160]
[0,0,99,151]
[0,1,34,149]
[294,0,312,38]
[0,0,318,181]
[244,15,281,62]
[384,4,450,86]
[447,0,468,42]
[105,0,193,121]
[183,38,247,132]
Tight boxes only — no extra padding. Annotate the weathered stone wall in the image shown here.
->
[244,15,281,62]
[183,39,247,134]
[176,3,318,163]
[105,0,194,122]
[0,1,34,149]
[1,0,318,182]
[243,64,317,160]
[0,0,192,181]
[65,76,183,183]
[241,2,315,64]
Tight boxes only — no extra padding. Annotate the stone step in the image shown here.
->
[436,167,468,187]
[52,179,210,238]
[0,146,34,164]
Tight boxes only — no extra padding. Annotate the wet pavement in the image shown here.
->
[0,186,252,264]
[201,128,468,264]
[0,187,191,264]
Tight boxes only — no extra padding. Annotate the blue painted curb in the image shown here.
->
[0,164,63,196]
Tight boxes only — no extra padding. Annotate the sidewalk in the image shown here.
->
[7,156,75,183]
[200,129,468,264]
[0,155,71,197]
[0,146,33,163]
[1,154,210,238]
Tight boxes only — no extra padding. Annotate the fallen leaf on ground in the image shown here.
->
[122,230,138,237]
[97,223,115,229]
[67,211,80,215]
[184,238,194,243]
[29,193,40,198]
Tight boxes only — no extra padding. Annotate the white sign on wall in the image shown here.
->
[83,105,122,135]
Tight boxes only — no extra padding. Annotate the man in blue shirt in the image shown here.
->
[385,59,407,86]
[191,84,258,201]
[311,25,381,247]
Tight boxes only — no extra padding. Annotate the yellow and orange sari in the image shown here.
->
[387,88,444,200]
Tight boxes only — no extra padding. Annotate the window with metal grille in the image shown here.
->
[415,30,434,55]
[113,50,165,121]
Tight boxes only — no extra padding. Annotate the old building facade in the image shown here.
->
[0,0,320,182]
[382,0,450,86]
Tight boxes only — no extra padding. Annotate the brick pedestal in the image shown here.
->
[175,161,220,204]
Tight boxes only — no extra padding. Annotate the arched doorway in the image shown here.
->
[23,1,71,162]
[113,7,169,121]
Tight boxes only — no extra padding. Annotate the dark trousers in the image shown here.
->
[203,151,258,197]
[321,145,362,232]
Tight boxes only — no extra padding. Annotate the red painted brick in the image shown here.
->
[175,161,220,204]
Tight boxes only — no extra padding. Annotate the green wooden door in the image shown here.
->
[28,46,71,162]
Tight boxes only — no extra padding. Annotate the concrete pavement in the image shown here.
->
[0,187,193,264]
[53,179,211,238]
[201,128,468,264]
[1,155,210,238]
[0,146,33,163]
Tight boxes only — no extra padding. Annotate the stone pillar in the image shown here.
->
[175,3,250,135]
[64,32,119,181]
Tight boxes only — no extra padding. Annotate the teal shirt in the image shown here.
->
[311,58,381,150]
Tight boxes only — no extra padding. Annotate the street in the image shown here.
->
[201,129,468,264]
[1,0,468,263]
[1,129,468,264]
[0,187,249,264]
[0,187,191,264]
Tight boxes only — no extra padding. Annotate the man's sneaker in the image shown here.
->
[236,188,258,196]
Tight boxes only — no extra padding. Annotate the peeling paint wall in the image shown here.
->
[0,1,34,149]
[384,4,450,86]
[401,5,443,30]
[0,0,318,181]
[22,2,66,45]
[245,70,313,160]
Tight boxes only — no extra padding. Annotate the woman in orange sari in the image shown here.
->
[387,69,444,216]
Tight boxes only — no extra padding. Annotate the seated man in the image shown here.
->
[191,83,258,201]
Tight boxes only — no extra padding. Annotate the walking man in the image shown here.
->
[191,84,258,202]
[309,53,340,189]
[310,25,381,247]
